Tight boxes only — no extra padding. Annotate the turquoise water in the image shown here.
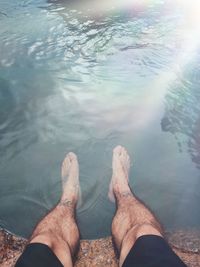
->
[0,0,200,239]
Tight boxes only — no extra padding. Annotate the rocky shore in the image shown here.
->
[1,228,200,267]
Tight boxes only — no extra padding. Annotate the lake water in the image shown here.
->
[0,0,200,239]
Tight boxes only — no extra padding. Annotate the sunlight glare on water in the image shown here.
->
[0,0,200,239]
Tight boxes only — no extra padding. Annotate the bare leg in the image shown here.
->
[109,146,163,267]
[29,152,80,267]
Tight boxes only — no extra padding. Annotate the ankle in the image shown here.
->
[113,186,133,200]
[59,198,77,209]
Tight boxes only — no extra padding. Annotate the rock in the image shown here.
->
[167,229,200,254]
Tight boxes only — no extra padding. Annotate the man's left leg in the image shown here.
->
[15,152,80,267]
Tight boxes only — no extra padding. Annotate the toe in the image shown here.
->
[62,154,70,165]
[113,145,123,154]
[120,147,129,159]
[68,152,78,162]
[121,146,127,154]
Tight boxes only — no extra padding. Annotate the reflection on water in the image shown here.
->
[0,0,200,239]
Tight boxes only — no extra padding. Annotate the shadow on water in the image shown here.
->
[0,78,36,164]
[0,68,58,166]
[161,58,200,170]
[0,79,16,128]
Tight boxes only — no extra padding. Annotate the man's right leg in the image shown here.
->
[109,145,186,267]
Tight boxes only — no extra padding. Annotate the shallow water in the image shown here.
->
[0,0,200,239]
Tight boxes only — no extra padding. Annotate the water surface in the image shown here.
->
[0,0,200,239]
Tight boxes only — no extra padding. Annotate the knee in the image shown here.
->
[30,231,62,249]
[131,223,163,241]
[30,232,73,266]
[119,223,163,267]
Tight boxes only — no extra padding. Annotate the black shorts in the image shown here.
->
[15,235,187,267]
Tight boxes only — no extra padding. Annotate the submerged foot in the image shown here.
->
[108,145,131,202]
[61,152,81,206]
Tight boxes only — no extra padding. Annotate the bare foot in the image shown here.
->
[108,145,131,202]
[61,152,81,205]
